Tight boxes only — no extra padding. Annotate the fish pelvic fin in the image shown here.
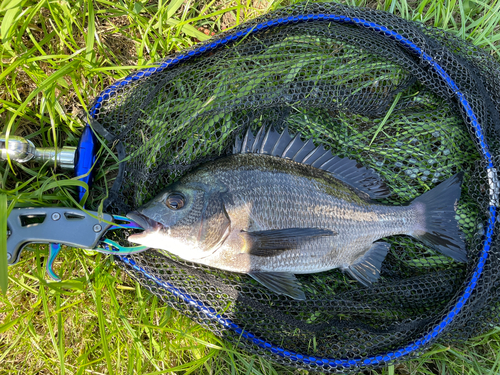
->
[410,172,467,262]
[249,272,306,300]
[347,242,391,286]
[234,127,391,199]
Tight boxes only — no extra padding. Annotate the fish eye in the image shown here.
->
[165,193,185,210]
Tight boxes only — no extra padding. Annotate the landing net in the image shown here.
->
[86,3,500,372]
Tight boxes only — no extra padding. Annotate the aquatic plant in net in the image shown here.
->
[85,2,500,373]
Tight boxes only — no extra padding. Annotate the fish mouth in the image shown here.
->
[126,211,162,230]
[126,211,163,243]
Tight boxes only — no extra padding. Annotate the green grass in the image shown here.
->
[1,0,500,374]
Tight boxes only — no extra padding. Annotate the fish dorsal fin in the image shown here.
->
[234,127,391,199]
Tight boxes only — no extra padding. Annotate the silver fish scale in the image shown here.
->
[208,154,417,273]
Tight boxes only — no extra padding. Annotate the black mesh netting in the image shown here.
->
[85,2,500,373]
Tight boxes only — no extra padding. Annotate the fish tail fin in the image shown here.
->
[410,172,467,262]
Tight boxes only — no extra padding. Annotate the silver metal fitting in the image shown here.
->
[93,224,102,233]
[34,147,76,170]
[0,135,36,163]
[0,134,76,170]
[51,212,61,221]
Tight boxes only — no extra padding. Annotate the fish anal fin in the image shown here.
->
[241,228,337,256]
[249,272,305,300]
[347,242,391,286]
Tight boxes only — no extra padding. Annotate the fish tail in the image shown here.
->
[409,172,467,262]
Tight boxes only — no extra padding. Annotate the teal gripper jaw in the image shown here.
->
[94,238,149,255]
[92,214,149,255]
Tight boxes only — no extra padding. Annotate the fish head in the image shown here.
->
[127,180,231,261]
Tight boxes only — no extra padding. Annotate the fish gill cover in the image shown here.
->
[85,2,500,373]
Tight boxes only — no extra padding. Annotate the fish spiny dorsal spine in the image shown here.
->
[233,127,391,199]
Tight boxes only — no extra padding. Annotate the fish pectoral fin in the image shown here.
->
[249,272,306,300]
[347,242,391,286]
[241,228,337,256]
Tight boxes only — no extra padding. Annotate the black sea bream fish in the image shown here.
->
[127,127,467,300]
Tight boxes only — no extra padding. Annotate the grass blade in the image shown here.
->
[166,18,210,41]
[86,0,96,63]
[94,276,115,375]
[166,0,186,18]
[368,91,402,146]
[0,0,23,46]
